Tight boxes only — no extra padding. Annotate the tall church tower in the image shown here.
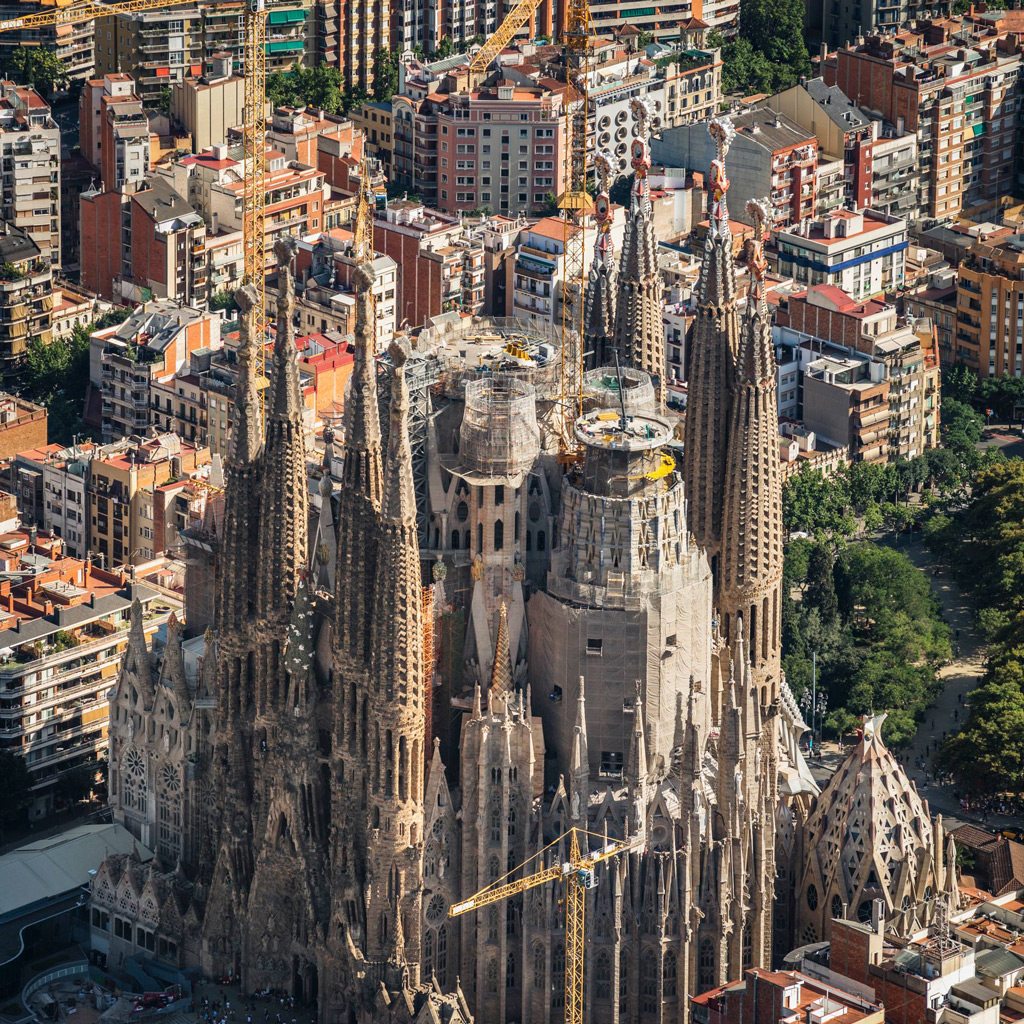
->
[363,338,428,973]
[613,98,664,392]
[201,281,265,974]
[718,198,784,704]
[682,118,740,564]
[252,236,310,826]
[330,262,385,948]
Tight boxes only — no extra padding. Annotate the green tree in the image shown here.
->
[157,85,172,116]
[209,290,237,312]
[5,46,69,98]
[738,0,811,84]
[939,669,1024,793]
[783,466,855,538]
[433,37,455,60]
[0,749,32,832]
[719,37,777,96]
[805,543,839,626]
[22,307,130,444]
[54,763,96,806]
[372,47,400,102]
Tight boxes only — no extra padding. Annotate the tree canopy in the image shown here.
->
[266,64,355,116]
[21,307,131,445]
[782,540,949,747]
[372,48,400,103]
[4,47,68,99]
[712,0,811,96]
[927,458,1024,792]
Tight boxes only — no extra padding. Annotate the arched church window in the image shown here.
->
[698,938,715,990]
[663,952,677,998]
[807,884,818,911]
[537,531,546,551]
[506,952,516,988]
[640,948,658,1013]
[595,951,611,1000]
[490,804,502,843]
[477,524,483,554]
[533,943,545,989]
[832,895,843,920]
[437,925,448,984]
[451,531,460,549]
[742,925,752,969]
[494,520,504,550]
[423,929,434,977]
[486,957,498,993]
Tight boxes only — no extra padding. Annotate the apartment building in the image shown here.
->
[81,177,208,306]
[766,78,918,220]
[773,208,907,301]
[87,433,211,565]
[0,227,52,380]
[374,199,485,328]
[0,393,45,460]
[350,101,394,179]
[0,531,175,818]
[89,300,221,442]
[691,968,884,1024]
[96,0,311,104]
[295,228,398,342]
[823,26,1021,223]
[208,151,328,269]
[776,284,941,459]
[85,75,151,194]
[393,67,569,217]
[955,227,1024,377]
[170,53,244,154]
[654,105,817,228]
[0,82,60,265]
[510,216,579,328]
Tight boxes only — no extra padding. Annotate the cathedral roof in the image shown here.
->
[803,714,935,915]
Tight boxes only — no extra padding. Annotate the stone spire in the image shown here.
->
[569,676,589,821]
[364,338,426,976]
[161,612,191,711]
[682,116,740,564]
[334,261,384,669]
[256,237,308,625]
[613,98,664,390]
[123,597,154,707]
[625,689,650,842]
[719,198,784,699]
[584,151,617,369]
[310,427,337,593]
[489,602,512,698]
[215,283,263,638]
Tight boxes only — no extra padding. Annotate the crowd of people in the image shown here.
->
[196,987,315,1024]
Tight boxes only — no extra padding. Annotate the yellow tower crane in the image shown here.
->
[449,827,635,1024]
[0,0,270,417]
[558,0,592,457]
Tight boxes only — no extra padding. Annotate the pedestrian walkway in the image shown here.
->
[185,983,317,1024]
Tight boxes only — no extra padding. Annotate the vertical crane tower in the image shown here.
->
[558,0,592,454]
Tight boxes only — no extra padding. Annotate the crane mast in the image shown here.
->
[558,0,591,456]
[450,827,634,1024]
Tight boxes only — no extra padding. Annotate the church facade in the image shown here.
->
[95,109,825,1023]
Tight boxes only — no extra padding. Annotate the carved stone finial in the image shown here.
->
[274,235,298,268]
[234,284,259,315]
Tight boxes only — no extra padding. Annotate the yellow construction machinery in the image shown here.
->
[558,0,592,457]
[0,0,270,417]
[450,827,634,1024]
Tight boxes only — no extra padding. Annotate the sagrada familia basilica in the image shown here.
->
[89,105,962,1023]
